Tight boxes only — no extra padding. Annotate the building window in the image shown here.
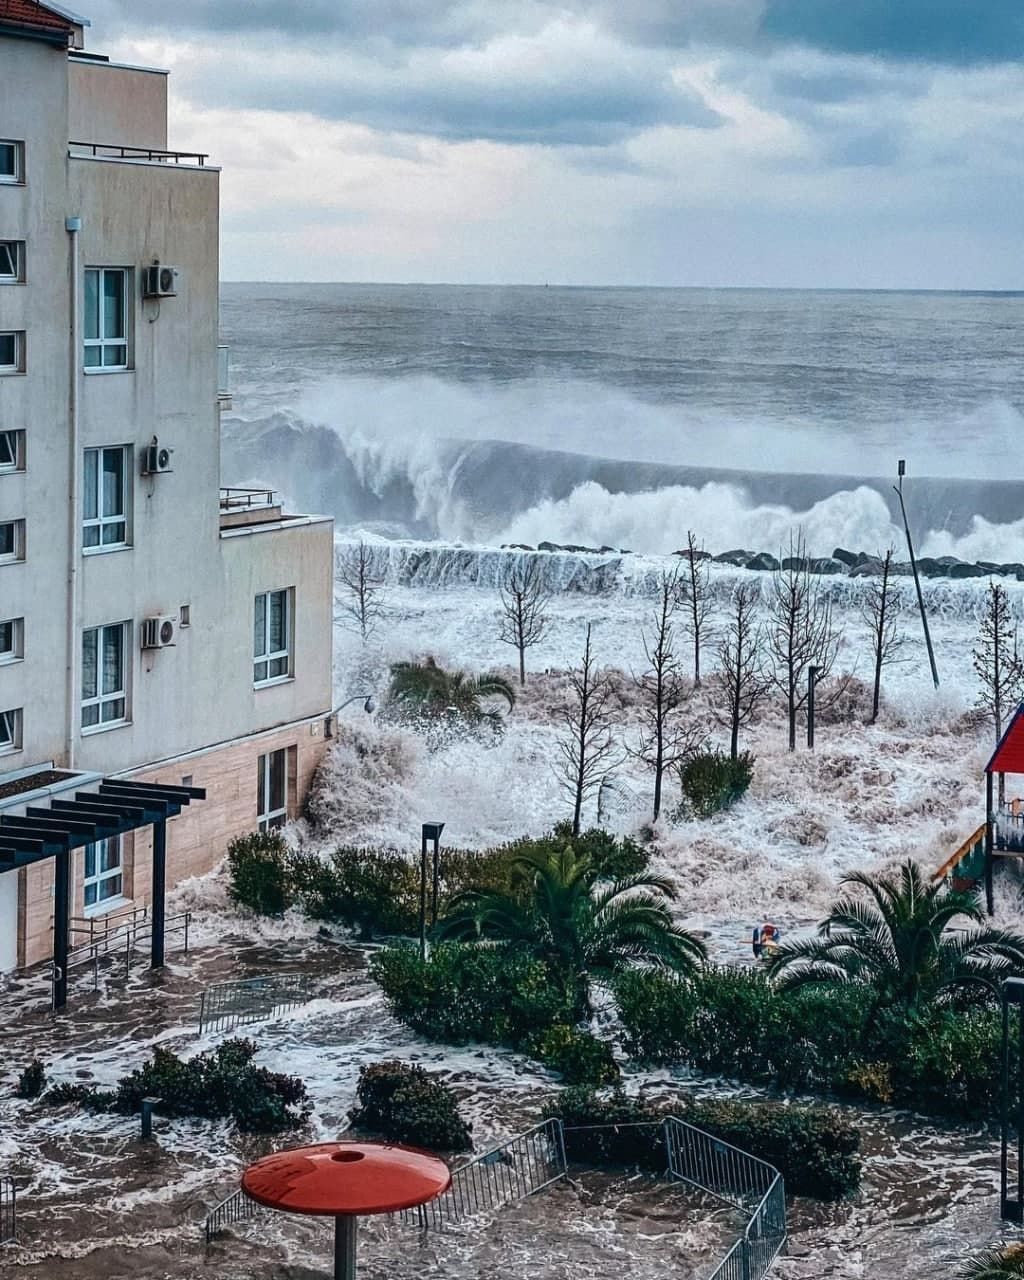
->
[254,588,291,685]
[82,621,129,731]
[83,837,123,910]
[83,446,129,550]
[0,141,22,184]
[257,749,287,831]
[0,707,22,755]
[0,429,24,473]
[84,267,129,369]
[0,331,24,374]
[0,617,23,664]
[0,241,24,284]
[0,519,24,563]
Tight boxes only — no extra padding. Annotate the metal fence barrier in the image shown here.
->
[204,1185,261,1243]
[197,974,315,1036]
[0,1176,15,1244]
[663,1116,786,1280]
[401,1118,568,1229]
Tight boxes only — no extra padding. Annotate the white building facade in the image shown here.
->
[0,2,335,975]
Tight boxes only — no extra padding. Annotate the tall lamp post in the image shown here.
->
[807,665,822,749]
[419,822,445,961]
[894,459,939,690]
[1001,977,1024,1221]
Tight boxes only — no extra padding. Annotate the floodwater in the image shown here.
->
[0,927,1019,1279]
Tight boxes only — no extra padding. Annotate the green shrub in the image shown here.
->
[44,1038,310,1133]
[543,1087,861,1201]
[371,942,574,1046]
[349,1061,471,1151]
[15,1061,45,1099]
[525,1024,620,1086]
[227,831,293,915]
[677,750,754,818]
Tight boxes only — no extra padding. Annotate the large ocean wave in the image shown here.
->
[220,380,1024,561]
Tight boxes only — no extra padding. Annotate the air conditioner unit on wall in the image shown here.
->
[141,616,176,650]
[142,441,173,475]
[143,264,180,298]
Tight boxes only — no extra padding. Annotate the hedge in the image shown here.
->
[349,1061,471,1151]
[544,1087,862,1201]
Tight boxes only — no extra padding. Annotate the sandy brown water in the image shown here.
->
[0,926,1022,1279]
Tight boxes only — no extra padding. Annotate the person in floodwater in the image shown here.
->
[751,922,782,959]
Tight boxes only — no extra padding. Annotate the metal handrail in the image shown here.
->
[197,973,314,1036]
[204,1185,259,1244]
[69,141,208,165]
[0,1175,15,1244]
[61,908,192,989]
[219,487,276,512]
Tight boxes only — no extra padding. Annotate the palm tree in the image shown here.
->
[769,859,1024,1013]
[437,844,706,1016]
[387,657,515,736]
[959,1244,1024,1279]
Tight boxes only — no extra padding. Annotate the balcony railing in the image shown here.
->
[217,344,230,402]
[69,141,209,165]
[220,487,276,513]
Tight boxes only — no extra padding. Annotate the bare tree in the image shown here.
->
[335,541,387,641]
[557,624,623,836]
[630,569,705,821]
[859,547,908,724]
[682,529,714,686]
[713,581,770,759]
[498,557,550,686]
[974,580,1024,804]
[767,533,844,751]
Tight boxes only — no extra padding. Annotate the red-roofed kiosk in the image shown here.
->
[983,703,1024,913]
[241,1140,451,1278]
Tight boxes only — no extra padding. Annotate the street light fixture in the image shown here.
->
[894,459,939,690]
[806,665,822,749]
[419,821,445,961]
[326,693,376,738]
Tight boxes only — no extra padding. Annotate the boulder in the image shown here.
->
[807,557,848,575]
[781,556,807,571]
[1000,563,1024,578]
[501,543,534,551]
[831,547,859,568]
[849,557,884,577]
[746,552,780,571]
[947,562,988,579]
[714,549,755,567]
[675,547,713,562]
[914,557,953,578]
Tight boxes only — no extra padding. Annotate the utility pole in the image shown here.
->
[894,459,939,689]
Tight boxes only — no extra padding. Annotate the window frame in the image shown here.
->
[0,428,24,473]
[83,266,130,371]
[82,444,130,553]
[0,240,24,284]
[0,617,23,665]
[0,706,22,755]
[0,140,22,185]
[0,519,24,564]
[82,836,124,914]
[253,588,293,686]
[81,620,130,733]
[257,748,288,832]
[0,331,24,374]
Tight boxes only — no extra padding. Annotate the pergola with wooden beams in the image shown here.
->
[0,777,206,1009]
[983,704,1024,914]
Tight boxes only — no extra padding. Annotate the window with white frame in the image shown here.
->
[257,748,288,831]
[84,267,129,368]
[0,141,22,184]
[0,429,23,472]
[83,446,129,550]
[0,331,23,373]
[0,617,23,664]
[0,240,23,283]
[0,519,23,563]
[253,588,292,684]
[82,621,129,730]
[83,837,123,910]
[0,707,21,755]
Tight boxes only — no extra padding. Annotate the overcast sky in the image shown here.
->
[87,1,1024,288]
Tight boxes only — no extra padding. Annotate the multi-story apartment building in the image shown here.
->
[0,1,335,992]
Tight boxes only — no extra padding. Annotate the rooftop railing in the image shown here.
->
[219,487,277,512]
[69,141,209,165]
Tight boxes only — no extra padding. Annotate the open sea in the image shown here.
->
[220,283,1024,559]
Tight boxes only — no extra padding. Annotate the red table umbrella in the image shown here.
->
[241,1140,452,1279]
